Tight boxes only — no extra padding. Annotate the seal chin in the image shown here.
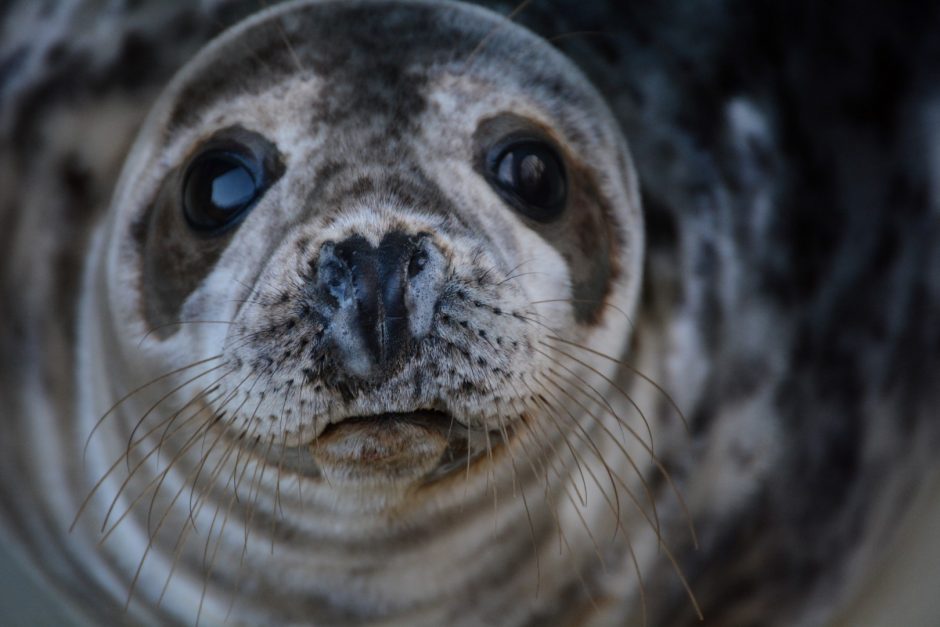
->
[312,412,451,485]
[307,411,506,487]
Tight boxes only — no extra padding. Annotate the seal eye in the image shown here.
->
[182,150,264,233]
[487,140,567,222]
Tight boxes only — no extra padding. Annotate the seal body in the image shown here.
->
[2,1,940,626]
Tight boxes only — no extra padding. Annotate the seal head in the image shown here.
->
[96,0,643,490]
[76,3,645,622]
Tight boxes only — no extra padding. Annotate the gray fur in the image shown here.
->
[1,1,939,626]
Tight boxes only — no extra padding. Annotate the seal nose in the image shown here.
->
[316,231,443,377]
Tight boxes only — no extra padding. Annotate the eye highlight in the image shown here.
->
[182,149,266,233]
[486,139,567,222]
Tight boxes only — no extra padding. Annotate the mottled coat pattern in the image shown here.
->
[1,1,939,626]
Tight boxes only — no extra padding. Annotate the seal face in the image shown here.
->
[104,0,641,489]
[70,1,645,623]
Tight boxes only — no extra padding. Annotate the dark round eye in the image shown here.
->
[487,140,567,221]
[182,150,265,233]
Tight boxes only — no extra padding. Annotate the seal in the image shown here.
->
[9,1,650,624]
[2,1,940,626]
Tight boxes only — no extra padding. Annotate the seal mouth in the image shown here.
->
[317,410,455,437]
[267,410,511,485]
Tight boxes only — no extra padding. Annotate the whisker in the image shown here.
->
[530,378,651,627]
[119,400,235,611]
[81,355,224,463]
[506,397,568,556]
[526,373,656,627]
[124,364,232,468]
[536,366,688,624]
[460,0,536,71]
[228,434,276,620]
[275,10,305,74]
[515,377,589,506]
[478,402,504,533]
[547,335,690,433]
[540,342,656,463]
[136,321,233,349]
[497,270,554,287]
[226,298,271,308]
[539,342,698,548]
[75,376,230,535]
[528,298,635,330]
[536,374,701,620]
[148,371,256,533]
[271,430,289,554]
[125,404,238,611]
[492,399,543,596]
[534,347,658,504]
[196,423,263,627]
[537,348,675,532]
[295,424,307,512]
[224,430,278,622]
[242,433,276,554]
[529,375,625,540]
[537,365,662,543]
[492,257,538,287]
[517,412,602,614]
[188,375,265,526]
[101,396,227,543]
[157,428,244,608]
[72,381,221,533]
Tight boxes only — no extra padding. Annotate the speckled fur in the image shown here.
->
[1,1,939,626]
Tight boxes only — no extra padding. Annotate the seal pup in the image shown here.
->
[5,1,654,625]
[1,1,939,626]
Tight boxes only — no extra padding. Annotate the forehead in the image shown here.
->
[162,0,595,138]
[122,1,635,333]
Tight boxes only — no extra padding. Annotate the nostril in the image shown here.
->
[408,249,429,279]
[317,253,353,304]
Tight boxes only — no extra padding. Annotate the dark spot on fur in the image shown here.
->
[0,45,28,100]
